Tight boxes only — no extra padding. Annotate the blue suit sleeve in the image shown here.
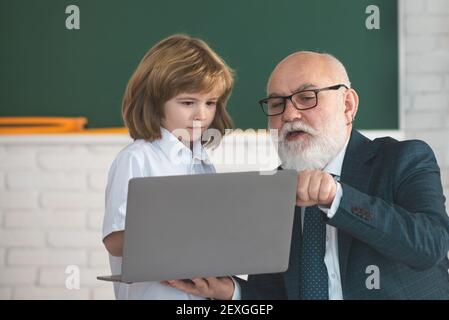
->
[328,141,449,270]
[234,274,286,300]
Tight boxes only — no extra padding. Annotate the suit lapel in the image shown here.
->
[337,130,377,292]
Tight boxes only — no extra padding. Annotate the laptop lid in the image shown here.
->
[121,169,297,283]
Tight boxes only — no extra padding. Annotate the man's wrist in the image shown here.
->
[230,276,241,300]
[224,276,235,300]
[319,181,343,218]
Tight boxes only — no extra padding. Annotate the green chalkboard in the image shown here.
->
[0,0,398,129]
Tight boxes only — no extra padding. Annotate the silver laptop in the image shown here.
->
[98,169,297,283]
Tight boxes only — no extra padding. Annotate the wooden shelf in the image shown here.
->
[0,117,128,135]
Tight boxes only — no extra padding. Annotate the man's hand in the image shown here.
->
[161,276,235,300]
[296,170,337,208]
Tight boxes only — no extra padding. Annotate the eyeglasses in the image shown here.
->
[258,84,349,116]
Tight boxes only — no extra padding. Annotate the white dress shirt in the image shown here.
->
[102,127,216,300]
[233,138,350,300]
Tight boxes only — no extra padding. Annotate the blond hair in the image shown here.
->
[122,34,234,145]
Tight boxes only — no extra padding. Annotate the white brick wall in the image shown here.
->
[5,210,86,229]
[0,268,37,286]
[8,249,88,267]
[12,287,90,300]
[0,249,5,267]
[0,141,121,300]
[0,0,448,300]
[403,0,449,200]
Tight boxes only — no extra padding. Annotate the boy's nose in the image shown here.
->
[193,105,207,121]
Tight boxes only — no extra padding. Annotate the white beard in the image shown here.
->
[274,120,347,172]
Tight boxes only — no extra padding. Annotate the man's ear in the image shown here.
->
[344,88,359,125]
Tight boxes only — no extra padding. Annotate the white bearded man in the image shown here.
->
[165,51,449,300]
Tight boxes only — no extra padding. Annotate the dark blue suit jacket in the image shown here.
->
[237,130,449,299]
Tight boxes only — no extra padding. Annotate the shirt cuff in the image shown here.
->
[318,181,343,219]
[231,277,241,300]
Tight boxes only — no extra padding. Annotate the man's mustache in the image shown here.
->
[280,122,318,141]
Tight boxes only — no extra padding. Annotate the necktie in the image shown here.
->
[299,205,329,300]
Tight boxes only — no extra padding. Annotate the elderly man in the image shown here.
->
[164,51,449,299]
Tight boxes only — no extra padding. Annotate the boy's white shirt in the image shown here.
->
[103,127,218,300]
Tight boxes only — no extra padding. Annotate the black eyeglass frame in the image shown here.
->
[258,84,349,116]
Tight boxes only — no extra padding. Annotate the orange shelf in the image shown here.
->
[0,117,128,135]
[72,127,129,134]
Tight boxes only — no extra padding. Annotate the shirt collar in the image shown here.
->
[156,127,210,163]
[323,137,350,178]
